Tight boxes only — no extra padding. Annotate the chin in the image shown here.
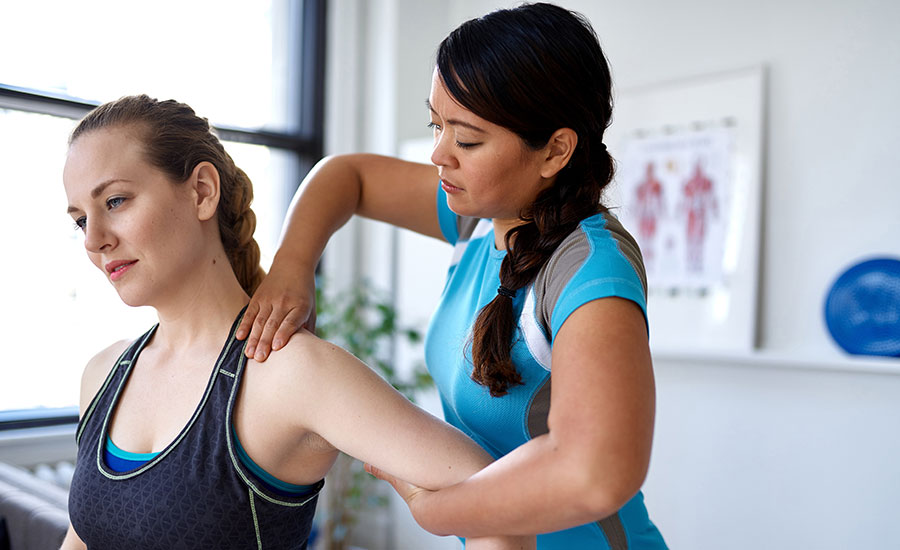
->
[118,297,148,309]
[445,196,478,218]
[113,288,150,309]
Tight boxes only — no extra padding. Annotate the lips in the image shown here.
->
[105,260,138,281]
[440,179,463,193]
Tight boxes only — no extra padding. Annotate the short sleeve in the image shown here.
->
[534,213,649,343]
[550,265,648,342]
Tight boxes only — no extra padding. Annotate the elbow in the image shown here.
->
[581,483,641,520]
[571,456,648,519]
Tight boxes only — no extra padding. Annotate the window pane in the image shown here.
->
[0,0,300,133]
[0,109,150,412]
[0,110,297,413]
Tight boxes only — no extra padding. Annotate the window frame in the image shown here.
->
[0,0,326,432]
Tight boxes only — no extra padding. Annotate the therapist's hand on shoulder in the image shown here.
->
[236,260,317,362]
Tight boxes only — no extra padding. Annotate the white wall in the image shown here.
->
[327,1,900,548]
[441,0,900,355]
[646,353,900,549]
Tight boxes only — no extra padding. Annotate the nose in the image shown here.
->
[83,218,114,254]
[430,132,457,170]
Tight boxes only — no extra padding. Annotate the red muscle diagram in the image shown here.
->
[680,160,718,273]
[633,162,666,267]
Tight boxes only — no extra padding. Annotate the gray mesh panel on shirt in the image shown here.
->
[533,211,647,339]
[456,215,482,242]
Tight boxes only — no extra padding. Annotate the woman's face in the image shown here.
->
[63,127,206,308]
[428,69,553,229]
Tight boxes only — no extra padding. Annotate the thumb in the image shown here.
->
[364,463,388,481]
[364,463,407,494]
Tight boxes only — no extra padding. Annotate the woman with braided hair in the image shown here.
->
[59,95,530,550]
[239,3,668,549]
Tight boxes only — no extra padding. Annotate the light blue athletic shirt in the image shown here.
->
[425,186,667,550]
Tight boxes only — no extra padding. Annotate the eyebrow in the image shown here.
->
[425,99,486,133]
[66,179,131,214]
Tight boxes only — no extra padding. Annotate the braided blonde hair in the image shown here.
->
[70,95,265,295]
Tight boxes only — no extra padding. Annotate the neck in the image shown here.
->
[492,218,524,251]
[150,251,250,353]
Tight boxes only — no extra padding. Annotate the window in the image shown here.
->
[0,0,325,427]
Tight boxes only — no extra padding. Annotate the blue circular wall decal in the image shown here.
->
[825,257,900,357]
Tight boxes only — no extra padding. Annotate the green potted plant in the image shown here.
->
[313,280,433,550]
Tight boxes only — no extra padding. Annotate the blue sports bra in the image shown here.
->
[104,425,316,497]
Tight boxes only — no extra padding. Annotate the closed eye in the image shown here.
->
[428,121,479,149]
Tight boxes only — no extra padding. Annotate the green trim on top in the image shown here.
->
[224,345,322,508]
[231,425,315,494]
[77,335,148,446]
[96,320,238,481]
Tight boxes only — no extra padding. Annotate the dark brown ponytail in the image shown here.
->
[438,3,615,396]
[70,95,265,295]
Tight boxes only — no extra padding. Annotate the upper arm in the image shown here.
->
[548,297,655,500]
[66,343,126,548]
[275,333,491,489]
[60,524,87,550]
[347,154,444,240]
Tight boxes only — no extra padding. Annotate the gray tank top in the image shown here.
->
[68,309,323,549]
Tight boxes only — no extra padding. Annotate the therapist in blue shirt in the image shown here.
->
[239,3,668,548]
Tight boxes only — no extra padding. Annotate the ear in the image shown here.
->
[540,128,578,179]
[190,162,221,221]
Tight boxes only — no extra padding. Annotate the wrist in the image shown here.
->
[270,247,318,275]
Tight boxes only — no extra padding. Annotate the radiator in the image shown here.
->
[0,462,68,550]
[27,462,74,492]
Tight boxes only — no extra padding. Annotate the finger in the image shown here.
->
[304,309,317,334]
[363,465,418,502]
[254,312,284,362]
[245,304,273,358]
[235,300,261,340]
[272,309,306,350]
[364,464,402,490]
[364,463,385,480]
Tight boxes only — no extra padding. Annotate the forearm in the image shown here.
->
[465,535,535,550]
[414,433,637,537]
[273,155,365,270]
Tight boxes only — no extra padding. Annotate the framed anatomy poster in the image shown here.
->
[605,67,765,353]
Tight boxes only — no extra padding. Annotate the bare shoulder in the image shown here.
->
[242,329,388,437]
[256,329,401,413]
[261,329,369,383]
[79,339,131,415]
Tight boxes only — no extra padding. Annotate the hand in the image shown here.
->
[367,464,535,549]
[364,462,431,508]
[236,261,317,361]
